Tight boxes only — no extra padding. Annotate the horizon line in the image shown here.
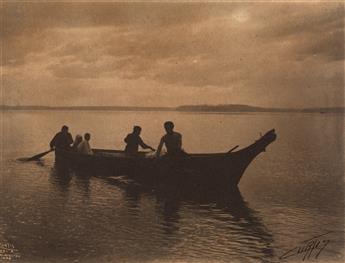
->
[1,104,344,111]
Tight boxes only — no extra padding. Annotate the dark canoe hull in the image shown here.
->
[55,129,277,189]
[55,149,251,188]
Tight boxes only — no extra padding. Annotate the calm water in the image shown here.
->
[0,111,344,263]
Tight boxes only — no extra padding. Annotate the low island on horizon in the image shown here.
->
[1,104,344,113]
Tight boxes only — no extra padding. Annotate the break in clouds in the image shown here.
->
[1,2,344,108]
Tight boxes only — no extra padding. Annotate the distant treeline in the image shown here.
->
[176,104,345,113]
[1,104,344,113]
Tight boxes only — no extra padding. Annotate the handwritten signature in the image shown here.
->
[279,231,332,261]
[0,243,21,261]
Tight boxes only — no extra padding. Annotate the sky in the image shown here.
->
[1,1,344,108]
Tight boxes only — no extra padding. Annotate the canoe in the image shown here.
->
[55,129,277,189]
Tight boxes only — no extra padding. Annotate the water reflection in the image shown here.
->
[3,111,344,262]
[34,159,46,167]
[160,198,181,236]
[48,164,276,262]
[200,189,275,261]
[193,190,274,262]
[103,175,275,261]
[49,165,73,193]
[74,171,92,199]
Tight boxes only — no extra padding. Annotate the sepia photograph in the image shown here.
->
[0,1,344,262]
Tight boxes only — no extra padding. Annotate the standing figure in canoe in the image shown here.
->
[156,121,187,157]
[50,125,74,150]
[124,126,155,156]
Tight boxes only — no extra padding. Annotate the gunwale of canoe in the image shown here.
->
[92,148,234,158]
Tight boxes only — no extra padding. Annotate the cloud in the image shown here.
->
[250,3,344,61]
[1,2,212,38]
[1,2,344,107]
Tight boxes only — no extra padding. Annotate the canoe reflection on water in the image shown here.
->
[49,164,92,196]
[50,164,275,261]
[116,178,275,261]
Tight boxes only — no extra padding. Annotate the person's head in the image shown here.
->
[164,121,174,133]
[84,133,91,141]
[133,126,142,135]
[75,134,82,144]
[61,125,69,133]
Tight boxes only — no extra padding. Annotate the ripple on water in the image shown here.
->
[1,112,344,263]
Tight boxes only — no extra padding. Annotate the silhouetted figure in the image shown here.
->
[156,121,187,157]
[50,125,73,150]
[72,134,82,151]
[124,126,155,156]
[77,133,93,155]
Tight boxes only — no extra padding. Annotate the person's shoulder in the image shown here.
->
[126,133,134,140]
[174,132,182,137]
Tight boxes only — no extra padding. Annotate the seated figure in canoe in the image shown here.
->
[50,125,74,150]
[156,121,188,157]
[124,126,155,156]
[77,133,93,155]
[72,134,83,151]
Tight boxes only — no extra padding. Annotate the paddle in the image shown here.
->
[19,149,54,162]
[227,145,239,153]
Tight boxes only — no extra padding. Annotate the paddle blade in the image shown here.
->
[22,149,54,162]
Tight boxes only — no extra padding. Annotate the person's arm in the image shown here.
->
[155,137,164,157]
[138,137,155,151]
[87,142,93,155]
[50,134,57,149]
[68,133,74,146]
[124,135,129,143]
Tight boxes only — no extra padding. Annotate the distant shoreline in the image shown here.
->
[0,105,344,113]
